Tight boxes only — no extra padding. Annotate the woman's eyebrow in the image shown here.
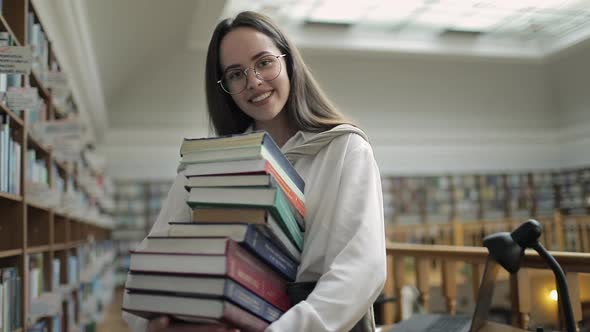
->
[223,51,271,71]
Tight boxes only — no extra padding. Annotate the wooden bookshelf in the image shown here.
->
[386,167,590,226]
[0,2,115,332]
[113,180,171,286]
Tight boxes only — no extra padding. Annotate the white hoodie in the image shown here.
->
[122,124,387,332]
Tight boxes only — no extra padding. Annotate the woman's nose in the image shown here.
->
[245,68,262,89]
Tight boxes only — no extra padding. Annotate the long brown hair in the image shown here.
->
[205,11,353,136]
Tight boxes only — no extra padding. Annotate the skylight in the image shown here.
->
[220,0,590,58]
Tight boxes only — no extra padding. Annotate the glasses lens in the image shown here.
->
[219,55,283,94]
[221,69,247,94]
[255,55,281,81]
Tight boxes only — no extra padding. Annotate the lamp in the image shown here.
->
[482,220,576,332]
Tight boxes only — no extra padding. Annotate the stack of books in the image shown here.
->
[122,132,305,332]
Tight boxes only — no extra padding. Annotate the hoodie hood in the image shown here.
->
[282,124,369,164]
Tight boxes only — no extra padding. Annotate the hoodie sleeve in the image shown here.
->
[265,136,387,332]
[121,171,191,332]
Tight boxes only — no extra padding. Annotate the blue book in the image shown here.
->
[125,274,282,323]
[148,223,298,281]
[27,320,47,332]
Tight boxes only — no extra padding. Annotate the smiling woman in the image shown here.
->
[123,10,386,332]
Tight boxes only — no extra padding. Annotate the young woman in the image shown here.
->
[124,11,386,332]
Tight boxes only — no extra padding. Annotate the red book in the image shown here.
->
[129,239,290,311]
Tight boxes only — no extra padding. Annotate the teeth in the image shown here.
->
[252,91,272,102]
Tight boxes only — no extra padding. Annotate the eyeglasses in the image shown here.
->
[217,54,286,95]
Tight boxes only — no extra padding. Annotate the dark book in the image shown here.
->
[155,223,297,280]
[186,187,304,249]
[129,239,290,311]
[123,290,268,332]
[191,207,270,223]
[125,273,282,323]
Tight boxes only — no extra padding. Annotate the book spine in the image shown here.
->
[270,189,304,251]
[222,301,269,332]
[224,279,282,323]
[243,225,297,281]
[267,168,306,222]
[254,222,301,263]
[262,154,306,217]
[262,134,305,192]
[225,240,290,311]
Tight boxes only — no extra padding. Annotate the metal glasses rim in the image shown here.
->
[217,54,287,95]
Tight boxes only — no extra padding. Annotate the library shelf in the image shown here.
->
[27,133,52,158]
[0,104,25,127]
[1,2,117,331]
[29,71,51,100]
[54,105,67,119]
[26,245,51,254]
[0,15,21,46]
[53,242,81,251]
[26,200,53,213]
[0,191,23,202]
[0,248,23,258]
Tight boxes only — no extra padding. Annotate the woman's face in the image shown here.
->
[219,27,290,125]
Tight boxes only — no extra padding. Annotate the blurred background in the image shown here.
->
[1,0,589,331]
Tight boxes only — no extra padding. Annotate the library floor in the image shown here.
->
[98,287,130,332]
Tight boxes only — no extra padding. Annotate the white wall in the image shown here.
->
[303,51,561,175]
[100,50,563,179]
[548,40,590,169]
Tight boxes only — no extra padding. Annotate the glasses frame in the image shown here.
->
[217,54,287,95]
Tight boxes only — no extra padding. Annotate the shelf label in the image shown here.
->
[6,87,39,110]
[45,70,68,90]
[0,46,33,74]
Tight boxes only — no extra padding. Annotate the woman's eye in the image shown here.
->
[257,60,273,68]
[226,71,243,81]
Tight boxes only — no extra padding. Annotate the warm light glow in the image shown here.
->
[549,289,558,301]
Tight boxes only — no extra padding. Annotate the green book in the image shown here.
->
[186,186,304,251]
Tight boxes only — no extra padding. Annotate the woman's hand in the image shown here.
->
[147,316,240,332]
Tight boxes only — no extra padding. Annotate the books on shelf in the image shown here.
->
[0,113,22,195]
[480,175,506,220]
[1,266,22,332]
[508,174,533,218]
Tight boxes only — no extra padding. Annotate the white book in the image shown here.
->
[30,268,41,301]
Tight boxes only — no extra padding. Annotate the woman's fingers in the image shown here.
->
[146,315,170,332]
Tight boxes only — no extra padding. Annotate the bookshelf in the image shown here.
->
[0,2,115,332]
[385,166,590,226]
[113,180,171,286]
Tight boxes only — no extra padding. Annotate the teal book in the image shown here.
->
[187,186,304,251]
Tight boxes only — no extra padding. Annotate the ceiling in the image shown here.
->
[35,0,590,143]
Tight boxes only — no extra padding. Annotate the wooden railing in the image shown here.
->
[387,214,590,252]
[382,243,590,330]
